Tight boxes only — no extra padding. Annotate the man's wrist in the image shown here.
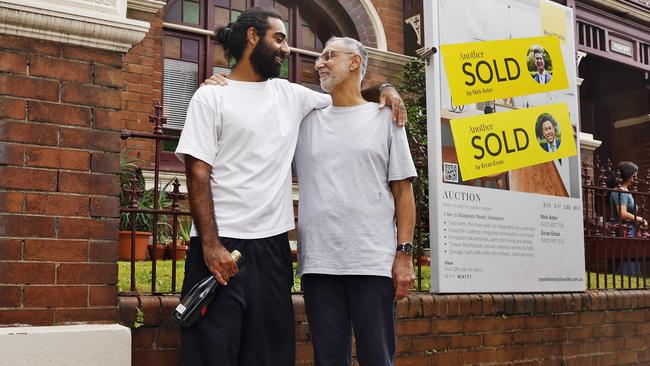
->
[201,235,221,248]
[396,241,414,255]
[378,82,395,92]
[396,251,413,260]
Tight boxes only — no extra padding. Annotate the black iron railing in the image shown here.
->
[120,102,190,294]
[122,102,650,294]
[119,102,434,294]
[583,156,650,289]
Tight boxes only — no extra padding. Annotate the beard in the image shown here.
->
[250,40,283,80]
[320,74,340,93]
[319,68,346,93]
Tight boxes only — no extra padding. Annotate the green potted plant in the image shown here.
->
[143,179,176,260]
[119,150,151,261]
[167,216,191,260]
[150,221,172,260]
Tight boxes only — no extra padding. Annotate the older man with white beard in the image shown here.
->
[293,37,417,366]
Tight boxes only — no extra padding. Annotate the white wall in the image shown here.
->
[0,324,131,366]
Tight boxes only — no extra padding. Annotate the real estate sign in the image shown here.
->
[424,0,585,292]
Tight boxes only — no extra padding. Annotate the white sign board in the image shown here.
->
[424,0,585,292]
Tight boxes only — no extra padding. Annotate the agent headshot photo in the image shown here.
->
[528,46,552,84]
[535,113,561,152]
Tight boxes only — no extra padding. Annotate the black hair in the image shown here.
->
[215,7,283,63]
[606,161,639,188]
[535,113,558,140]
[619,161,639,183]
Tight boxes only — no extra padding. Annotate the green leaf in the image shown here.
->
[134,306,144,328]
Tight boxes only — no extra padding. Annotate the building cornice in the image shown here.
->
[582,0,650,25]
[366,47,414,66]
[579,132,602,152]
[0,0,150,53]
[127,0,165,14]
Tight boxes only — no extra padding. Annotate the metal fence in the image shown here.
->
[119,102,650,294]
[118,102,435,294]
[119,102,190,294]
[582,156,650,289]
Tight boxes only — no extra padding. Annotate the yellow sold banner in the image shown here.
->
[450,103,576,181]
[441,36,568,105]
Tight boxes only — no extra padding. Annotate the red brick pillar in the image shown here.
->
[0,35,123,325]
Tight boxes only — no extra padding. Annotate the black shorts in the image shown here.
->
[180,233,295,366]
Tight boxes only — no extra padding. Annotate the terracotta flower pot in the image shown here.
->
[118,231,150,261]
[148,243,167,260]
[167,242,189,260]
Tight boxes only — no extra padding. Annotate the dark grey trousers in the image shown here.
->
[303,274,396,366]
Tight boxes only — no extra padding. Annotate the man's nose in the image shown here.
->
[280,41,290,56]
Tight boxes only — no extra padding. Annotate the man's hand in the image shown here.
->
[392,252,415,301]
[203,239,238,285]
[201,73,229,87]
[378,85,408,127]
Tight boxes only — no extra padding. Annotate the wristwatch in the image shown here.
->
[397,242,414,255]
[378,82,395,92]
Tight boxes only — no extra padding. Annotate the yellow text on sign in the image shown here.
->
[450,103,576,181]
[441,36,568,105]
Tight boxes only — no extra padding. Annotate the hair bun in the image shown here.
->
[216,22,235,45]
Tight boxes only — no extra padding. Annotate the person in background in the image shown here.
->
[608,161,648,238]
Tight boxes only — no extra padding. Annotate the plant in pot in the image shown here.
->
[168,216,191,260]
[150,221,172,260]
[119,151,152,261]
[143,179,176,260]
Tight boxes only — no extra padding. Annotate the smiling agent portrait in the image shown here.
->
[535,113,561,152]
[532,48,552,84]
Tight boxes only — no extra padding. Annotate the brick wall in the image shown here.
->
[122,9,164,168]
[365,57,408,86]
[0,35,123,325]
[370,0,404,54]
[119,291,650,365]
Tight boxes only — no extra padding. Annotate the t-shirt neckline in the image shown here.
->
[329,102,376,113]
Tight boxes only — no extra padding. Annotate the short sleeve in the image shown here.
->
[388,122,418,182]
[292,84,331,118]
[175,91,221,166]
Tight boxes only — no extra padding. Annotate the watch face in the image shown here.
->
[401,242,414,254]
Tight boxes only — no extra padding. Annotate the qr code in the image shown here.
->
[443,163,459,183]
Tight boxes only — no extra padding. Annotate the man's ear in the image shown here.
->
[349,54,362,72]
[246,26,259,46]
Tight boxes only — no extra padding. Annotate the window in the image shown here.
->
[163,34,201,130]
[161,0,342,137]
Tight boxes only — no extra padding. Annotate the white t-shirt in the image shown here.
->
[175,78,330,239]
[294,102,417,277]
